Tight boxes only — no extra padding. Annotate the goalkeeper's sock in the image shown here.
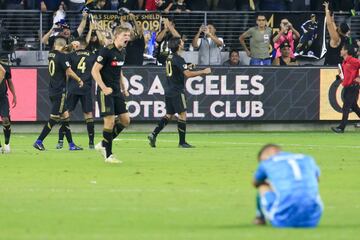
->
[256,193,265,219]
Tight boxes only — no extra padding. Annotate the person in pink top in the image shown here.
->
[273,19,300,58]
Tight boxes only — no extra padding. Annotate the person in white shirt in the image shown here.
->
[192,24,224,65]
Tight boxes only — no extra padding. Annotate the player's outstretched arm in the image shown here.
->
[92,62,112,95]
[183,68,211,78]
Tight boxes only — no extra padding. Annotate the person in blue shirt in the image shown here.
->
[253,144,323,228]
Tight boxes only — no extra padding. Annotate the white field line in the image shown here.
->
[114,138,360,149]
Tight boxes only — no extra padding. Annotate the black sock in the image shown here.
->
[113,120,125,139]
[152,116,169,137]
[256,193,265,219]
[177,119,186,145]
[58,121,65,142]
[102,128,113,158]
[38,116,60,141]
[3,123,11,145]
[86,118,95,144]
[62,118,73,144]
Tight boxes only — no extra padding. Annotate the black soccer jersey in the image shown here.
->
[0,63,11,96]
[48,50,71,96]
[96,44,126,96]
[67,49,96,95]
[165,53,188,97]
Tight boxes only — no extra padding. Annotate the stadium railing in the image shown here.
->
[0,10,359,52]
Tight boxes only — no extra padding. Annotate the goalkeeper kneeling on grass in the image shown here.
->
[253,144,323,228]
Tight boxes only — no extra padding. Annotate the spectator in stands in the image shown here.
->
[215,0,237,10]
[156,17,181,64]
[89,0,107,10]
[287,0,310,11]
[273,19,300,58]
[124,13,145,65]
[259,0,287,10]
[144,0,170,11]
[223,49,242,66]
[42,10,88,48]
[188,0,208,10]
[192,24,224,65]
[323,1,351,66]
[272,41,298,66]
[40,0,65,11]
[4,0,24,9]
[239,14,272,65]
[67,0,85,11]
[357,40,360,59]
[237,0,256,10]
[86,21,104,54]
[118,0,143,10]
[331,0,355,11]
[164,0,190,12]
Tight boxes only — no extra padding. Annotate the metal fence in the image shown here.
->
[0,10,359,51]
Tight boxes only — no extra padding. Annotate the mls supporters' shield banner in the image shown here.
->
[266,12,327,59]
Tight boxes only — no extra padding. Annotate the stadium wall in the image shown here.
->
[8,66,358,123]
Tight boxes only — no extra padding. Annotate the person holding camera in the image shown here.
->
[273,19,300,58]
[192,23,224,65]
[41,9,89,49]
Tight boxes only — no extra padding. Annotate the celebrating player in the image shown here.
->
[33,37,84,151]
[91,26,131,164]
[253,144,323,227]
[57,38,96,149]
[148,37,211,148]
[0,62,16,154]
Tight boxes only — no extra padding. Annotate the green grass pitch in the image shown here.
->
[0,132,359,240]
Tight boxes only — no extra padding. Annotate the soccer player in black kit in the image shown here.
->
[33,38,84,151]
[148,37,211,148]
[91,26,131,164]
[0,62,16,154]
[57,38,96,149]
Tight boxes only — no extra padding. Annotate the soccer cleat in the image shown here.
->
[0,146,3,154]
[56,140,64,149]
[331,127,344,133]
[89,142,95,149]
[147,133,156,148]
[95,141,106,158]
[178,142,195,148]
[69,143,83,151]
[105,154,122,164]
[3,144,10,154]
[253,216,266,226]
[33,140,45,151]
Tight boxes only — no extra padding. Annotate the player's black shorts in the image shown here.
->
[97,91,127,117]
[67,92,93,113]
[165,93,187,115]
[0,95,10,117]
[50,93,67,115]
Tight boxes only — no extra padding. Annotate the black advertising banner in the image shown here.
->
[36,67,320,122]
[120,67,320,121]
[266,12,326,59]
